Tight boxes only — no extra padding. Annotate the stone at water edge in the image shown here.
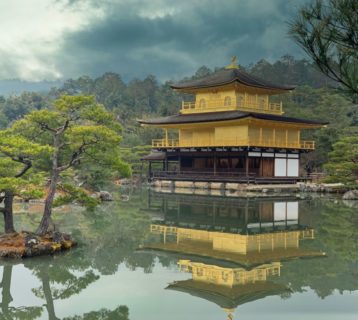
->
[342,190,358,200]
[342,200,358,209]
[99,191,113,201]
[0,231,77,258]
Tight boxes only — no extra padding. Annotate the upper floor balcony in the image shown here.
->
[181,94,283,115]
[152,137,315,150]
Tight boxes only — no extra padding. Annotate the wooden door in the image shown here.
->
[261,158,274,177]
[260,202,273,222]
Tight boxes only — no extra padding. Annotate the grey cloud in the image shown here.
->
[54,0,311,81]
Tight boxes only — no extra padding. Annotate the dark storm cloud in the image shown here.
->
[56,0,309,81]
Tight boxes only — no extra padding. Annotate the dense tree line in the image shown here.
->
[0,56,357,182]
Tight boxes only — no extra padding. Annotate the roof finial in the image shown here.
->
[223,308,235,320]
[226,56,238,69]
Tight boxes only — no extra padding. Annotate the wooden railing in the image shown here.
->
[152,139,179,148]
[300,229,315,239]
[181,98,283,115]
[152,138,315,150]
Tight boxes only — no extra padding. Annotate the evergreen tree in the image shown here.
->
[324,136,358,184]
[289,0,358,99]
[12,95,130,235]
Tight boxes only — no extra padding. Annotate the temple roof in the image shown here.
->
[141,152,166,161]
[166,280,289,309]
[170,68,296,92]
[144,242,325,267]
[138,110,328,126]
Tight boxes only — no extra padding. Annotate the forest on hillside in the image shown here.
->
[0,55,357,178]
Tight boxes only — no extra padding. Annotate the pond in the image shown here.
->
[0,189,357,320]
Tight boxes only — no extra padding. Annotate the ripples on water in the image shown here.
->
[1,189,357,320]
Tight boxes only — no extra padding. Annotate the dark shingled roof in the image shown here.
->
[141,152,166,161]
[166,280,290,309]
[171,68,296,91]
[138,111,328,126]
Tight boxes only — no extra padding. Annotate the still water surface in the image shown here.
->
[1,189,357,320]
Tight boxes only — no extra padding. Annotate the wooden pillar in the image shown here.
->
[148,188,152,208]
[178,153,181,173]
[273,128,276,147]
[149,161,152,178]
[213,202,217,225]
[165,154,168,171]
[165,128,168,147]
[140,161,143,182]
[164,198,168,215]
[245,201,249,223]
[214,151,217,175]
[245,153,249,177]
[285,129,288,148]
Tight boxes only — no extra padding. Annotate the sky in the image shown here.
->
[0,0,310,82]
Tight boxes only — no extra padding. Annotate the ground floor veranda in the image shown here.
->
[144,149,307,184]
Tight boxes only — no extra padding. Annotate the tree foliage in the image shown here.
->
[0,130,51,233]
[289,0,358,98]
[11,95,130,235]
[324,136,358,184]
[0,56,356,181]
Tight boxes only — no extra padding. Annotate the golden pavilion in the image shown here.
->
[139,57,327,183]
[145,193,325,267]
[167,260,288,320]
[143,194,325,320]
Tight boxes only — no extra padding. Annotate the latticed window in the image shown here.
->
[237,95,244,107]
[199,99,206,108]
[224,96,232,106]
[222,271,229,282]
[196,267,204,276]
[259,96,266,108]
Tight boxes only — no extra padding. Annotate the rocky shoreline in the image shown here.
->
[150,181,352,198]
[0,231,76,259]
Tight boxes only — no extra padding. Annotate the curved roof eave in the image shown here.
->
[171,79,296,91]
[170,68,296,92]
[137,111,328,127]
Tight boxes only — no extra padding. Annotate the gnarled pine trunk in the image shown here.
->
[36,133,60,236]
[41,268,60,320]
[0,265,13,315]
[1,192,15,234]
[36,171,59,236]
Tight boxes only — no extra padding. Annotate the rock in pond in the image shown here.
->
[342,190,358,200]
[99,191,113,201]
[0,231,77,258]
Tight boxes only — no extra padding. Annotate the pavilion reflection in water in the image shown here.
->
[144,192,325,319]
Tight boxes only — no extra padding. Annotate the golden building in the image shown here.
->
[144,194,326,319]
[145,196,324,267]
[139,58,327,182]
[167,260,287,320]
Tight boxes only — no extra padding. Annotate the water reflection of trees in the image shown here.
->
[0,264,42,319]
[0,261,129,320]
[144,193,358,301]
[71,192,358,300]
[63,305,129,320]
[1,190,357,317]
[0,190,153,319]
[277,199,358,299]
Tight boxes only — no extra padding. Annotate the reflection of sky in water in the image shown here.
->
[8,263,358,320]
[2,192,358,320]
